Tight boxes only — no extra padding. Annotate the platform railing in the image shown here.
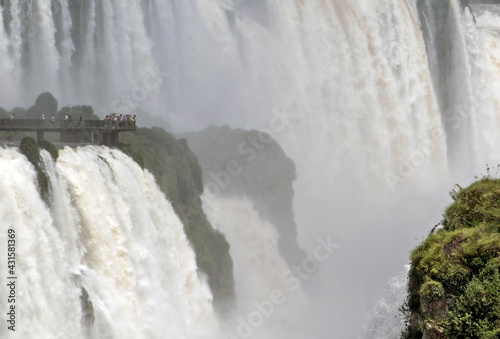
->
[0,119,136,130]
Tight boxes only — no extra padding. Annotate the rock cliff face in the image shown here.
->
[403,177,500,338]
[182,125,306,267]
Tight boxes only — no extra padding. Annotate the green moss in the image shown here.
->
[37,170,50,200]
[444,178,500,231]
[20,136,41,165]
[19,137,50,201]
[38,139,59,161]
[445,258,500,338]
[420,279,445,302]
[403,178,500,337]
[119,127,235,312]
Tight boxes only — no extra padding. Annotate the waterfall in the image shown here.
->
[417,0,500,173]
[0,1,497,170]
[476,4,500,115]
[202,194,309,339]
[1,0,500,337]
[0,0,453,180]
[0,146,219,339]
[359,268,409,339]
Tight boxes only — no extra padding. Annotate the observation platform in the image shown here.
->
[0,119,136,146]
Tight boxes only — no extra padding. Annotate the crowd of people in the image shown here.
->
[104,114,137,129]
[1,113,137,130]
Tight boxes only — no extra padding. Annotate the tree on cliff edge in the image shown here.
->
[26,92,58,119]
[35,92,58,115]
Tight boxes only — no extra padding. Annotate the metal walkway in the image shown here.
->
[0,119,136,146]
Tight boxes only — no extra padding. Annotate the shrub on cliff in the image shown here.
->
[19,137,50,200]
[419,279,445,302]
[25,92,58,119]
[38,139,59,161]
[444,178,500,231]
[403,177,500,338]
[35,92,58,115]
[20,136,41,165]
[445,258,500,338]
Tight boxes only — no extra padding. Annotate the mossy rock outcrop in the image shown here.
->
[182,125,306,268]
[19,137,58,202]
[403,178,500,338]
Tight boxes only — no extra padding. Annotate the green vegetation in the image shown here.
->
[446,258,500,338]
[19,137,59,200]
[403,177,500,338]
[120,127,235,312]
[419,279,445,302]
[38,139,59,161]
[25,92,58,119]
[19,137,55,202]
[20,136,41,165]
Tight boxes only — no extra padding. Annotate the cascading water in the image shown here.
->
[1,0,500,337]
[202,195,310,339]
[0,146,219,339]
[417,0,500,173]
[473,4,500,133]
[360,268,409,338]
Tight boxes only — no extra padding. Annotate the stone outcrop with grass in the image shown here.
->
[402,174,500,338]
